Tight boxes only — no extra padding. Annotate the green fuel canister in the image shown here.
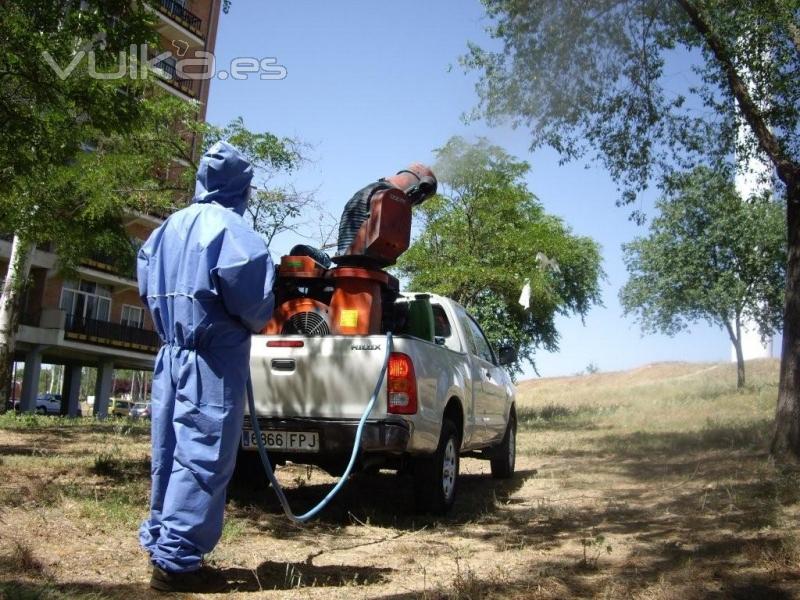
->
[407,294,434,342]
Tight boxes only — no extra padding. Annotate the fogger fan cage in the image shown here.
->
[282,310,331,336]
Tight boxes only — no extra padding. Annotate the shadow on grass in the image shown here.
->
[92,455,150,481]
[369,558,798,600]
[227,468,538,530]
[593,418,773,456]
[0,581,151,600]
[0,557,392,599]
[412,416,800,597]
[220,559,392,591]
[1,452,150,515]
[0,444,73,457]
[0,417,151,444]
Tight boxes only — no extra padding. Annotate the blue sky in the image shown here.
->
[205,0,735,378]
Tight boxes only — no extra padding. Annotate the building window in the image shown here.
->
[60,280,112,322]
[121,304,145,329]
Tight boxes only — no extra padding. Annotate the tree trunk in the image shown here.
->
[725,319,746,389]
[0,235,34,412]
[675,0,800,459]
[772,185,800,460]
[734,328,746,390]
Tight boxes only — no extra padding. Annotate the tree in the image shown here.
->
[0,102,313,411]
[396,137,603,375]
[464,1,800,458]
[0,1,162,410]
[0,2,310,410]
[620,167,785,388]
[0,93,195,410]
[0,1,157,190]
[192,117,319,247]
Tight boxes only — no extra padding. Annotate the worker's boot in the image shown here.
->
[150,564,228,593]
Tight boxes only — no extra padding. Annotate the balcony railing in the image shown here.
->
[64,314,161,354]
[156,0,204,38]
[149,53,197,98]
[80,253,137,281]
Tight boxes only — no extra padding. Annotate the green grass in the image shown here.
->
[0,411,150,435]
[0,581,117,600]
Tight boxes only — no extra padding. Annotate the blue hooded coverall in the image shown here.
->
[137,141,275,573]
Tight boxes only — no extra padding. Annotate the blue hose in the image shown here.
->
[245,332,393,523]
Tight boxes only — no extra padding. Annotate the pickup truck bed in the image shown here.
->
[237,294,518,513]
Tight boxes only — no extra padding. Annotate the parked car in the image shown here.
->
[34,393,62,415]
[240,293,517,514]
[129,402,151,420]
[12,394,82,416]
[109,398,133,418]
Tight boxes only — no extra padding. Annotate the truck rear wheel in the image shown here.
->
[231,450,270,490]
[413,418,459,514]
[490,415,516,479]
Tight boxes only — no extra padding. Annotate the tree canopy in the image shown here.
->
[397,137,603,374]
[464,0,800,458]
[620,166,785,386]
[194,117,319,248]
[1,1,158,191]
[463,0,799,215]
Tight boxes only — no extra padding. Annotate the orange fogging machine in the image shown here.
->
[263,164,437,337]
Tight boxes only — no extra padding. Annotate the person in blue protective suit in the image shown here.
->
[137,140,275,593]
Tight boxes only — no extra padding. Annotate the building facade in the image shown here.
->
[2,0,223,418]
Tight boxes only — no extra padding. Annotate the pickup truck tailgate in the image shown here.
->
[249,335,390,419]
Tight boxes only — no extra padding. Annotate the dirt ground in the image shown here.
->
[1,358,799,599]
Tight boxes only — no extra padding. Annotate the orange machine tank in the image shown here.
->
[328,268,391,335]
[263,162,437,338]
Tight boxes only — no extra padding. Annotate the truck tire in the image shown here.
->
[490,414,516,479]
[231,450,270,490]
[413,418,459,514]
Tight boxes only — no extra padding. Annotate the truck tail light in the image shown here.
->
[387,352,417,414]
[267,340,304,348]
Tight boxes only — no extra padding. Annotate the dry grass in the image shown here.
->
[8,540,45,576]
[1,358,798,599]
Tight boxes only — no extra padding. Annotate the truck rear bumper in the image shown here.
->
[243,416,411,456]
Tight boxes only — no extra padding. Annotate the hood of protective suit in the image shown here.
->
[193,141,254,216]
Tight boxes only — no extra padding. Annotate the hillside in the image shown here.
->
[518,358,780,397]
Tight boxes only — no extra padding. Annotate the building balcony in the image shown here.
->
[16,309,159,369]
[81,253,137,281]
[64,313,160,354]
[155,0,205,40]
[150,53,198,99]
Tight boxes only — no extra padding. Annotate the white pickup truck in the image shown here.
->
[238,293,518,514]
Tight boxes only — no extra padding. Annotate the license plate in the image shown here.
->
[241,429,319,453]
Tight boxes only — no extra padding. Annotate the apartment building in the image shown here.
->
[3,0,223,418]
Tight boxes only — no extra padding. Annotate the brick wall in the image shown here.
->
[22,269,48,317]
[194,0,220,122]
[126,222,156,243]
[112,288,145,321]
[39,276,153,331]
[154,0,221,121]
[41,275,64,311]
